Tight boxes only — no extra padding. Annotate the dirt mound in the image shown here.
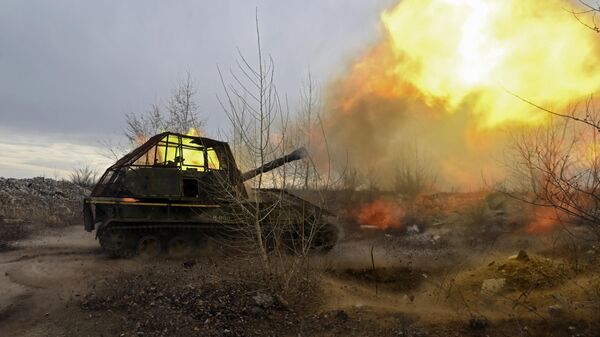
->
[82,278,293,336]
[73,261,432,337]
[0,177,89,248]
[76,260,321,337]
[458,251,571,292]
[0,177,89,224]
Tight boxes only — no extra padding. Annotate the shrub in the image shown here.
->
[68,167,98,189]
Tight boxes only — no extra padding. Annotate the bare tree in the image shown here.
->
[507,100,600,239]
[393,143,437,197]
[124,72,203,146]
[504,7,600,237]
[340,166,363,192]
[166,72,202,134]
[287,73,322,190]
[124,103,163,145]
[571,1,600,33]
[217,11,285,270]
[215,13,338,284]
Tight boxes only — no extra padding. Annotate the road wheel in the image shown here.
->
[137,235,162,259]
[167,236,193,258]
[312,224,339,253]
[99,229,135,258]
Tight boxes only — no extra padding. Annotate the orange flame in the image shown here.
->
[356,198,405,229]
[378,0,600,128]
[324,0,600,190]
[186,128,202,137]
[527,207,560,233]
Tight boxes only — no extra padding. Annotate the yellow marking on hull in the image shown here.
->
[86,200,220,208]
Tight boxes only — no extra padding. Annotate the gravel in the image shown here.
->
[0,177,89,249]
[0,177,89,224]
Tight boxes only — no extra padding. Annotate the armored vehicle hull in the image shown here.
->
[84,132,338,257]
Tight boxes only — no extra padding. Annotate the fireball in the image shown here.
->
[326,0,600,190]
[380,0,600,128]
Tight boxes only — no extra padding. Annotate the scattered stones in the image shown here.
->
[0,177,89,249]
[0,177,88,225]
[81,267,307,336]
[252,292,274,308]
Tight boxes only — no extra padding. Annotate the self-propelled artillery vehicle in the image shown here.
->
[83,132,338,257]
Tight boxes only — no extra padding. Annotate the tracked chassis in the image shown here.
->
[83,132,338,257]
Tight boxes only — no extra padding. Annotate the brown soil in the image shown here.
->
[332,266,426,293]
[1,192,600,336]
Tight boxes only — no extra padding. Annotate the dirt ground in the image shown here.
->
[1,193,600,336]
[0,226,144,336]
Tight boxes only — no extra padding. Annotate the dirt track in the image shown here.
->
[0,226,145,336]
[1,219,599,336]
[0,224,478,335]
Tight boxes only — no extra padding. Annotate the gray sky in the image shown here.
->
[0,0,394,178]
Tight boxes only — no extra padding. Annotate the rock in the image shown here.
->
[481,278,506,295]
[469,317,488,330]
[274,294,289,310]
[430,235,441,244]
[508,250,530,261]
[406,225,420,235]
[547,304,564,317]
[249,306,264,316]
[516,250,529,261]
[252,292,274,308]
[182,260,196,269]
[335,310,349,321]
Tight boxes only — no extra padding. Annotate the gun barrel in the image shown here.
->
[241,147,308,182]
